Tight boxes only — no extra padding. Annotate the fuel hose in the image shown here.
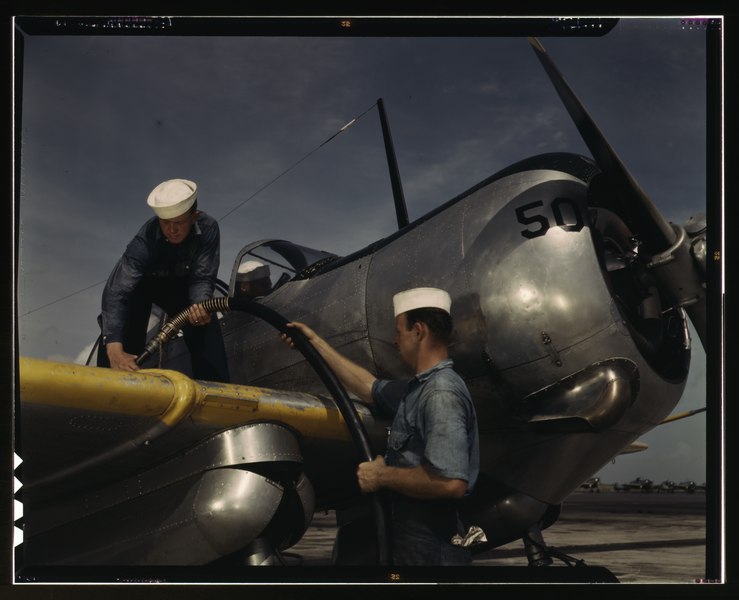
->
[136,296,391,565]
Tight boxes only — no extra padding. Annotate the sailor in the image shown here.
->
[97,178,230,382]
[234,260,272,299]
[282,287,479,565]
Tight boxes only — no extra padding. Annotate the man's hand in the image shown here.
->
[357,455,387,494]
[280,321,317,348]
[106,342,140,371]
[358,459,468,499]
[188,303,211,326]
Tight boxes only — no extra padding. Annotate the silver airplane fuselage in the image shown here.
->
[219,153,690,518]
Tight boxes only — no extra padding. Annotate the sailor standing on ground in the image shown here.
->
[234,260,272,299]
[281,287,479,565]
[97,178,230,382]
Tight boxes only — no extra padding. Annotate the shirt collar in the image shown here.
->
[414,358,454,383]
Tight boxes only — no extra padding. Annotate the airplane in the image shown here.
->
[675,480,698,494]
[15,33,710,579]
[579,477,601,492]
[620,477,655,492]
[656,480,676,493]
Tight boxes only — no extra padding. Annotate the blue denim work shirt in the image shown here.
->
[371,359,479,492]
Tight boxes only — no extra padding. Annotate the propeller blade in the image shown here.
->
[528,36,707,349]
[527,37,677,255]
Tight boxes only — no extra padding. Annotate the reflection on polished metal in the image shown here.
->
[16,34,710,574]
[21,422,314,565]
[524,359,639,432]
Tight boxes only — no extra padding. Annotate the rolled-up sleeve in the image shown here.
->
[371,378,408,418]
[100,238,148,343]
[421,389,473,483]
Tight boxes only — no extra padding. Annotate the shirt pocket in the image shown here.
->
[388,428,413,452]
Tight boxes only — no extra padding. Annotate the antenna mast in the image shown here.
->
[377,98,409,229]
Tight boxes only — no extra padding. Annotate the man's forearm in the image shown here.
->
[307,334,376,404]
[375,463,468,500]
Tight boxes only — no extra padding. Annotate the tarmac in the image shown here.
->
[9,487,715,590]
[287,487,710,585]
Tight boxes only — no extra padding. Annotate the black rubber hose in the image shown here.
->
[135,296,391,565]
[230,297,376,458]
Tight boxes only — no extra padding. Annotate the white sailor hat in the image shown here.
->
[147,179,198,219]
[236,260,271,282]
[393,287,452,317]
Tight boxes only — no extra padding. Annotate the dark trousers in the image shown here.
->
[390,495,471,566]
[97,277,230,383]
[333,495,471,566]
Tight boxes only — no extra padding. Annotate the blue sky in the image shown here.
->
[14,16,714,484]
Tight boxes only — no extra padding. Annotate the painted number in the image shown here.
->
[516,198,584,239]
